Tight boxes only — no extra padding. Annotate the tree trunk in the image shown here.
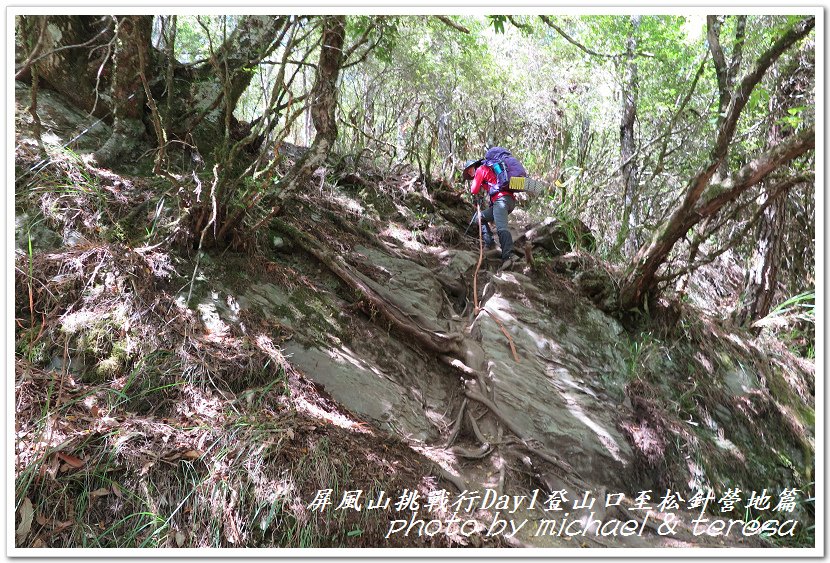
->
[618,16,815,311]
[577,114,591,169]
[436,90,453,178]
[25,16,114,117]
[93,16,153,167]
[734,190,786,326]
[707,15,747,181]
[274,16,346,205]
[172,16,288,155]
[734,48,810,327]
[27,15,287,160]
[618,15,641,258]
[620,126,813,311]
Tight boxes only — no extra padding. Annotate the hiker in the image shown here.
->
[462,149,521,267]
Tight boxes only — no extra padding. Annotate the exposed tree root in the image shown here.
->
[450,443,492,459]
[439,355,478,377]
[462,388,526,444]
[431,462,467,492]
[463,387,577,479]
[274,217,463,356]
[482,308,521,363]
[444,398,467,447]
[466,410,489,445]
[495,454,507,496]
[276,212,579,504]
[512,441,578,483]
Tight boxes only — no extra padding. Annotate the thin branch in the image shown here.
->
[540,15,613,58]
[14,16,48,80]
[434,15,470,34]
[506,15,531,30]
[604,120,698,185]
[538,15,652,61]
[342,17,376,62]
[137,25,174,180]
[653,52,709,175]
[164,15,176,142]
[15,17,113,78]
[282,59,318,68]
[187,164,219,305]
[656,175,811,282]
[482,309,520,363]
[27,58,46,157]
[90,36,114,116]
[341,27,386,70]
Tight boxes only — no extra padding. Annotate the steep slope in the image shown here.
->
[14,81,814,549]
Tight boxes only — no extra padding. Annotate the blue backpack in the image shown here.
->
[482,146,527,197]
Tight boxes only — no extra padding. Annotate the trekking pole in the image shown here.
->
[463,210,478,236]
[463,196,482,236]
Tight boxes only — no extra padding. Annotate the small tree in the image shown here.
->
[618,16,815,311]
[734,42,814,327]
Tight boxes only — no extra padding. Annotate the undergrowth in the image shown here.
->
[619,310,815,545]
[14,120,815,549]
[14,151,456,548]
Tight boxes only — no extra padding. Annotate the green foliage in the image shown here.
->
[770,290,815,321]
[488,15,507,34]
[346,16,400,64]
[173,15,241,63]
[777,105,808,129]
[336,15,497,174]
[173,16,211,62]
[754,290,815,358]
[621,330,658,380]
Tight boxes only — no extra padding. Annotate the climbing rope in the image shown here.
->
[471,197,484,313]
[468,195,520,363]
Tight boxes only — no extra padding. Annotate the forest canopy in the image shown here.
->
[16,13,815,319]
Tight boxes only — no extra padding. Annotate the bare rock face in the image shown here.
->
[468,270,633,487]
[514,216,596,256]
[92,117,147,168]
[210,232,637,493]
[173,177,813,545]
[15,81,112,153]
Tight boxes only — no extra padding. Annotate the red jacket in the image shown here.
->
[470,165,513,203]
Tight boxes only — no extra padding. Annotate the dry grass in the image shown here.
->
[14,154,466,549]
